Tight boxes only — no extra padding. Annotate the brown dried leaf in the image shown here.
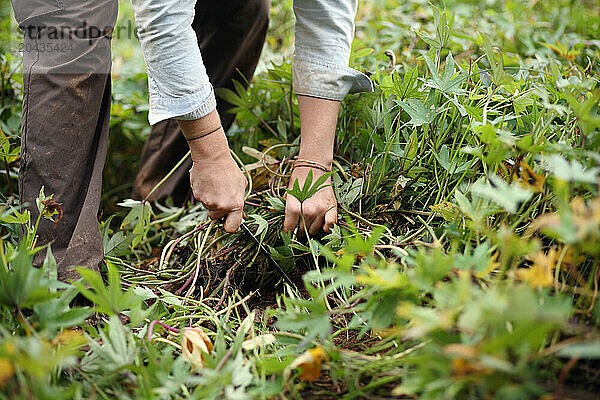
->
[511,161,545,193]
[41,198,63,226]
[181,327,213,368]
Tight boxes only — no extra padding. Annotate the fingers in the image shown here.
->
[224,209,243,233]
[188,159,247,233]
[309,214,325,236]
[299,202,318,236]
[323,204,337,233]
[306,203,336,235]
[209,207,243,232]
[283,196,300,234]
[284,198,338,235]
[208,210,227,220]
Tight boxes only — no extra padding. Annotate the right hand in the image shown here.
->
[178,113,247,233]
[189,151,247,233]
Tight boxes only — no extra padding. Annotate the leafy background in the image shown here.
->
[0,0,599,399]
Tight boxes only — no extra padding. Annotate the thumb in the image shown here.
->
[224,209,243,233]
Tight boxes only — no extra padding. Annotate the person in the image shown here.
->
[11,0,372,281]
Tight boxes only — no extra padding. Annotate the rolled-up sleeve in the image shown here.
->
[293,0,373,101]
[130,0,216,125]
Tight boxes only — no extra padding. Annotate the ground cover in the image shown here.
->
[0,0,599,398]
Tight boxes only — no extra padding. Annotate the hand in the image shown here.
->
[177,113,247,233]
[283,166,337,235]
[189,151,247,233]
[284,96,341,235]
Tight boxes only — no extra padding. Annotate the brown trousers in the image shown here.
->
[14,0,269,280]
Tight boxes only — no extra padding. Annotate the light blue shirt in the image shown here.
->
[130,0,373,125]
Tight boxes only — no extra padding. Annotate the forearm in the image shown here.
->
[284,95,340,235]
[179,111,247,233]
[177,110,230,162]
[297,95,341,167]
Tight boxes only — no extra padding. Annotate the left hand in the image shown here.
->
[283,166,338,235]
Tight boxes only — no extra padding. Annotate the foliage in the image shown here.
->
[1,0,600,399]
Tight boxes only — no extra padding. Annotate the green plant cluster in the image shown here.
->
[1,0,600,399]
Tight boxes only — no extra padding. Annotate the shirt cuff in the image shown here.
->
[147,77,217,125]
[292,55,374,101]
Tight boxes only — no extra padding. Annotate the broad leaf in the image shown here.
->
[423,53,467,95]
[471,175,533,214]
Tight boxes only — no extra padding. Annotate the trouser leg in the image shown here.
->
[14,0,117,280]
[133,0,270,204]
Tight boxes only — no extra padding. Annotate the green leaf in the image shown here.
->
[432,145,476,174]
[276,290,331,346]
[118,199,153,247]
[423,53,467,95]
[73,263,146,323]
[307,171,334,198]
[371,293,400,330]
[397,98,438,127]
[415,5,450,50]
[265,195,285,212]
[0,242,53,308]
[403,130,419,171]
[248,214,269,240]
[302,169,314,194]
[454,242,493,274]
[33,298,90,332]
[454,189,499,222]
[563,90,600,135]
[0,208,30,225]
[286,170,334,203]
[104,231,137,257]
[539,154,600,183]
[351,47,374,60]
[336,177,363,208]
[82,315,136,373]
[43,247,57,290]
[393,67,421,100]
[471,175,533,214]
[480,34,516,88]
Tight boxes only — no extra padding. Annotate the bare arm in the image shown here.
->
[283,95,341,234]
[178,110,247,233]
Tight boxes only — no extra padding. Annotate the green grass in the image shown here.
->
[1,0,600,399]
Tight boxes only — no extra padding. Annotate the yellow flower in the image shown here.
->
[443,344,491,377]
[287,346,329,382]
[561,247,584,268]
[518,249,558,288]
[475,252,501,278]
[51,329,86,347]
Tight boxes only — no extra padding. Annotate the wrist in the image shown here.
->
[293,157,332,174]
[296,151,333,169]
[177,110,231,163]
[187,127,231,163]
